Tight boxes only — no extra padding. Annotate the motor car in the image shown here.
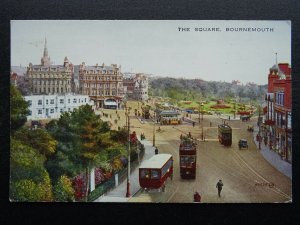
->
[238,139,248,149]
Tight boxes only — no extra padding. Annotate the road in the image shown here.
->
[98,106,292,203]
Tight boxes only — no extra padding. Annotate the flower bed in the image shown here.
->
[238,111,251,115]
[72,173,87,201]
[210,104,231,109]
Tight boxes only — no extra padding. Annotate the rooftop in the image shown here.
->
[139,154,172,169]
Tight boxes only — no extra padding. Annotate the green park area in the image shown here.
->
[175,99,256,115]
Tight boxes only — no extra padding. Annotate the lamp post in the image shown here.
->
[258,103,262,150]
[153,107,156,147]
[201,103,204,140]
[126,105,131,197]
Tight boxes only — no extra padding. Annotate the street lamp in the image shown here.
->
[125,106,131,197]
[201,103,204,140]
[153,107,156,147]
[258,103,262,150]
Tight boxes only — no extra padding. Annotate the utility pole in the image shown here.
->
[201,103,204,140]
[126,107,131,197]
[153,107,156,146]
[258,104,261,150]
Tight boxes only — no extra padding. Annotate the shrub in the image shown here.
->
[53,175,75,202]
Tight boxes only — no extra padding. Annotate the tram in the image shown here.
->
[159,110,181,125]
[218,123,232,146]
[179,136,197,179]
[142,105,151,119]
[139,154,173,191]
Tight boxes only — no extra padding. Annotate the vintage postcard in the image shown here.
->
[10,20,292,203]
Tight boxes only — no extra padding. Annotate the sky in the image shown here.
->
[11,20,291,85]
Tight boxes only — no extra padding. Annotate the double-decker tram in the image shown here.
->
[139,154,173,191]
[179,136,197,179]
[218,123,232,146]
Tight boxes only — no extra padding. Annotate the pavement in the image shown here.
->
[94,121,156,202]
[252,125,292,180]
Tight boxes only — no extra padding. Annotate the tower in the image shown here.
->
[41,38,51,66]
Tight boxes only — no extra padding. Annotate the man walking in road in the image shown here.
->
[216,179,223,197]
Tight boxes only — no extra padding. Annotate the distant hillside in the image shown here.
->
[149,77,267,101]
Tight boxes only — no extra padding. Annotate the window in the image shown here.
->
[140,169,150,179]
[85,98,86,103]
[38,100,42,105]
[50,109,54,113]
[161,159,173,177]
[60,99,64,104]
[27,100,32,106]
[68,108,71,112]
[287,112,292,129]
[68,99,70,103]
[73,98,77,103]
[151,170,160,179]
[46,99,49,104]
[38,109,42,114]
[50,99,55,104]
[281,115,286,128]
[28,110,32,116]
[180,156,193,167]
[60,109,63,113]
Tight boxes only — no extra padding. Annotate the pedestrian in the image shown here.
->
[216,179,223,197]
[155,147,159,155]
[194,191,201,203]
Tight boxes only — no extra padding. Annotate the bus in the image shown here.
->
[218,123,232,146]
[179,136,197,179]
[139,154,173,191]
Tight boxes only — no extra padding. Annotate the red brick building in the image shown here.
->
[264,63,292,163]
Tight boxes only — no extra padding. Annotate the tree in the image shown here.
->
[10,84,29,132]
[60,105,111,201]
[10,138,54,201]
[15,128,57,157]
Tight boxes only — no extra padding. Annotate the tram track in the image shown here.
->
[199,140,291,201]
[230,148,291,200]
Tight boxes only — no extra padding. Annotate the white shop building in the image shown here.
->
[24,94,94,120]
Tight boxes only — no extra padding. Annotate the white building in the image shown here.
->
[24,94,94,120]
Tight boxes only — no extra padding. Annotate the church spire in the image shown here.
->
[43,37,48,57]
[41,37,51,66]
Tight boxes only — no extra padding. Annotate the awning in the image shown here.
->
[104,101,117,106]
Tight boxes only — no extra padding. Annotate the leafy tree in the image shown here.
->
[110,129,127,144]
[10,173,53,202]
[10,138,54,201]
[10,84,29,132]
[53,175,75,202]
[10,138,46,182]
[15,128,57,157]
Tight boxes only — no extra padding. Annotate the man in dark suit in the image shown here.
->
[216,179,224,197]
